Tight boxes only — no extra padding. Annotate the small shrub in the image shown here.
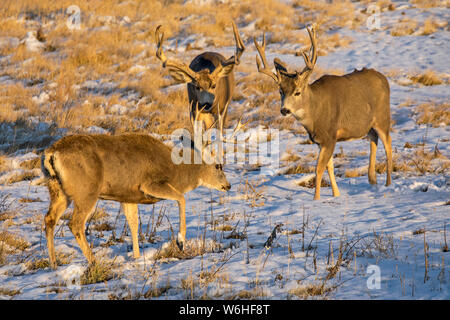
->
[410,70,443,86]
[80,260,118,285]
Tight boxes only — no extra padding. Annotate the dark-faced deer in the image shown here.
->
[155,21,245,130]
[254,26,392,200]
[41,134,230,268]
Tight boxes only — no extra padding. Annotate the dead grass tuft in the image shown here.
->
[80,259,119,285]
[288,283,333,299]
[154,239,221,261]
[0,230,30,251]
[410,70,444,86]
[415,102,450,127]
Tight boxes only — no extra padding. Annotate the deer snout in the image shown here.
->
[280,108,291,116]
[222,183,231,191]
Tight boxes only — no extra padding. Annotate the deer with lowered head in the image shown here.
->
[254,26,392,200]
[155,21,245,131]
[41,134,230,268]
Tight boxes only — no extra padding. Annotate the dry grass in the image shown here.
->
[80,259,120,285]
[415,102,450,127]
[288,283,333,299]
[0,230,30,252]
[419,18,439,35]
[0,287,21,297]
[391,18,418,36]
[410,70,444,86]
[411,0,448,8]
[154,239,221,261]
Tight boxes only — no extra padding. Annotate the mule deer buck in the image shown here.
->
[155,21,245,131]
[41,134,230,268]
[254,26,392,200]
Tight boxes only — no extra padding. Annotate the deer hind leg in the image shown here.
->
[140,182,186,250]
[376,129,392,186]
[368,129,379,185]
[326,157,340,197]
[45,179,70,269]
[314,144,335,200]
[68,198,98,264]
[121,203,140,259]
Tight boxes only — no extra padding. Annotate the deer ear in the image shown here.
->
[274,58,288,73]
[274,58,297,80]
[213,63,235,79]
[167,67,197,84]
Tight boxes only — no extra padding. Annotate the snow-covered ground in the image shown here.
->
[0,1,449,299]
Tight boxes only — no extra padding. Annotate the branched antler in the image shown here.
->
[300,26,318,73]
[254,33,280,83]
[155,25,198,81]
[222,21,245,67]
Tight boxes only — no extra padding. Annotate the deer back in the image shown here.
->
[43,134,176,203]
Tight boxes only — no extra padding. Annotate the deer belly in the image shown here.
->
[99,183,162,204]
[336,128,368,142]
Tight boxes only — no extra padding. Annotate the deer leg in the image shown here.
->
[140,183,186,250]
[68,199,97,264]
[368,129,379,185]
[315,144,335,200]
[376,130,393,186]
[121,203,140,259]
[45,179,70,269]
[326,157,340,197]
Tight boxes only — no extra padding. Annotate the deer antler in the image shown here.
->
[155,25,198,81]
[300,26,318,73]
[222,21,245,67]
[254,33,280,83]
[217,103,247,144]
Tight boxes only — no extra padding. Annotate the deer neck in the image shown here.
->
[172,164,202,193]
[295,85,315,133]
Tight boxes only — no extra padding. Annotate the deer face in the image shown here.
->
[188,67,233,112]
[279,71,311,120]
[155,22,244,115]
[254,25,317,122]
[200,164,231,192]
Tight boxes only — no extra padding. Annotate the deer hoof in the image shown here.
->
[176,233,185,251]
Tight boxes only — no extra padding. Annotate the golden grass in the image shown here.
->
[410,70,444,86]
[288,283,332,299]
[0,231,30,251]
[411,0,448,8]
[391,18,418,36]
[154,239,221,261]
[80,259,119,285]
[415,102,450,127]
[420,18,439,35]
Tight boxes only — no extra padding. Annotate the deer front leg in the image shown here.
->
[315,144,335,200]
[140,182,186,250]
[326,156,340,197]
[121,203,140,259]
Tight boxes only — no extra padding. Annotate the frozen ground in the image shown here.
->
[0,1,449,299]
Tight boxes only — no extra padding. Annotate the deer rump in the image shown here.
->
[42,134,169,205]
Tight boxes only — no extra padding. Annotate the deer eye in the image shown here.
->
[215,164,222,170]
[294,91,301,96]
[279,89,283,96]
[211,84,216,89]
